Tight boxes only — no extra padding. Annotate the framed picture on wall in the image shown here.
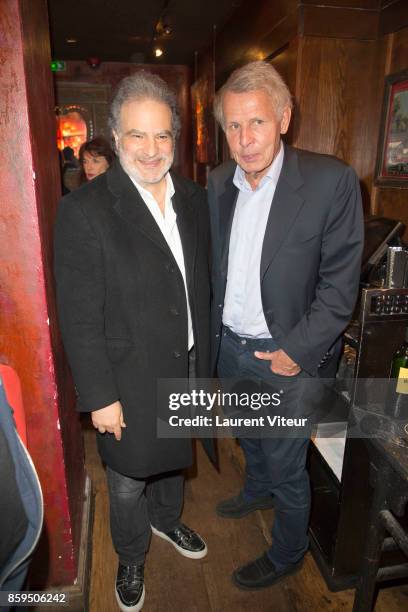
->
[375,69,408,187]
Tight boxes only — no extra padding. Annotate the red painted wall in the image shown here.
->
[0,0,85,586]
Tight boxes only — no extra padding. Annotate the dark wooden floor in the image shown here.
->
[84,427,408,611]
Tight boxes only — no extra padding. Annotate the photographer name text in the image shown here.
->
[168,415,308,427]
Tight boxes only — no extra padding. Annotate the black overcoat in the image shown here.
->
[54,161,211,477]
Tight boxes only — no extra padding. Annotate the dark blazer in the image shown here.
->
[54,160,211,478]
[208,145,364,376]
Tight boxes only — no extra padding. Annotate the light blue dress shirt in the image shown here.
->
[223,143,284,338]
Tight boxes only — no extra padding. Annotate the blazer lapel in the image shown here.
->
[107,161,174,260]
[260,146,305,279]
[219,174,239,279]
[171,172,197,290]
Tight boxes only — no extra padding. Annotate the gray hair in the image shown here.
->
[109,71,181,139]
[214,61,293,128]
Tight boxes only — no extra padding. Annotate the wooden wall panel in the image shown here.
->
[300,5,380,39]
[374,27,408,235]
[381,0,408,34]
[301,0,380,7]
[191,0,407,214]
[294,36,387,211]
[376,188,408,226]
[270,38,299,146]
[214,0,297,85]
[270,39,298,102]
[255,11,298,71]
[386,26,408,71]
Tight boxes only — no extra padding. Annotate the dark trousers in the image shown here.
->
[106,349,197,565]
[217,328,311,570]
[107,467,184,565]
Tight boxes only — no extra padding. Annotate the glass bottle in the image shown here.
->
[389,327,408,420]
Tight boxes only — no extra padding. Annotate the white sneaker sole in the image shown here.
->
[115,584,145,611]
[151,525,208,559]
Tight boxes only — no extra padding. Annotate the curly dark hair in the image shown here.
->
[78,137,115,183]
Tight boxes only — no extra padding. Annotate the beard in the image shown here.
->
[118,145,174,186]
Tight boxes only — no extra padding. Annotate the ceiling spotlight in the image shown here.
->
[66,38,77,44]
[154,47,163,57]
[163,24,172,36]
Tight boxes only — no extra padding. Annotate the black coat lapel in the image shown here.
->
[107,161,174,260]
[260,146,305,279]
[219,175,239,279]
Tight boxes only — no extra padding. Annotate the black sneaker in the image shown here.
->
[151,523,207,559]
[115,563,145,611]
[232,553,303,590]
[216,491,274,518]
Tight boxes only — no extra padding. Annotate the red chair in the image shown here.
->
[0,363,43,592]
[0,364,27,446]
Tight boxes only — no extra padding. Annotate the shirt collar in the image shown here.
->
[129,171,175,202]
[233,141,284,193]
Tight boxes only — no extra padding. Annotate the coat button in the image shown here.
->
[166,262,175,272]
[215,333,220,338]
[173,350,181,358]
[170,307,180,316]
[218,304,222,308]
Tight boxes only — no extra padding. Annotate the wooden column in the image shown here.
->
[0,0,89,597]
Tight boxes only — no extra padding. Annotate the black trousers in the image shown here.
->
[217,328,311,570]
[106,466,184,565]
[106,349,196,565]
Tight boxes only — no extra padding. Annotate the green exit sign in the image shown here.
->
[51,60,66,72]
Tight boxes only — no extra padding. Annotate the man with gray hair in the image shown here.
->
[209,61,363,589]
[54,71,213,611]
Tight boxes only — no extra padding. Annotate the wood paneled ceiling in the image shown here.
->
[48,0,243,65]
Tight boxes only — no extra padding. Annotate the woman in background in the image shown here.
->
[79,137,115,183]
